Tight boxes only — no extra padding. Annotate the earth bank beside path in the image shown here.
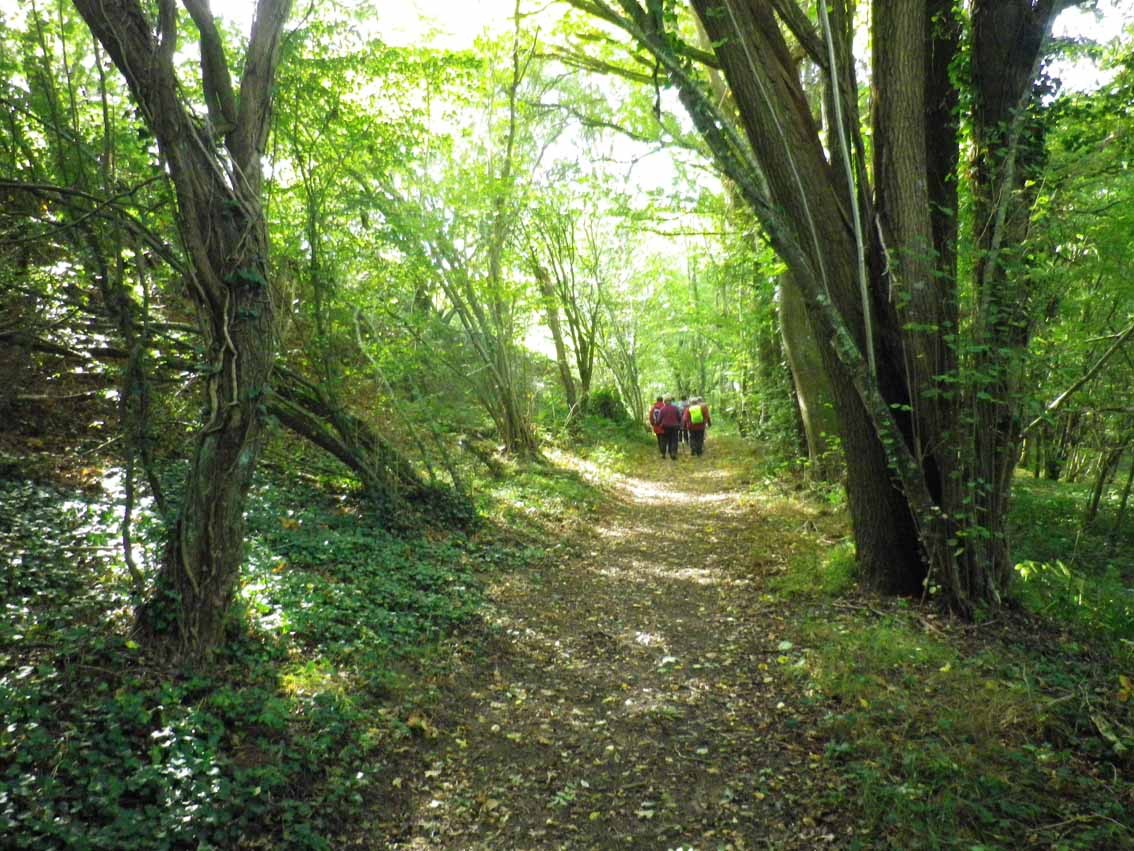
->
[373,435,851,850]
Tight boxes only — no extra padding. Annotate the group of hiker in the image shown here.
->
[649,395,712,460]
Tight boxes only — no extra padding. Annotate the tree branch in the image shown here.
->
[1022,318,1134,437]
[181,0,239,137]
[769,0,827,69]
[564,0,721,68]
[232,0,294,176]
[544,47,655,85]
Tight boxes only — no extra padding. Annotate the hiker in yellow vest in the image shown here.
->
[682,397,711,456]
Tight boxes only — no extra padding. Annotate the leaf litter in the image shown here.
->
[362,436,853,849]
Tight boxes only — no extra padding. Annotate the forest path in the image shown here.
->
[378,434,844,849]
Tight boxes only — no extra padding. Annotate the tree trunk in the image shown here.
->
[868,0,962,597]
[777,273,837,475]
[598,303,645,426]
[965,0,1061,599]
[74,0,293,658]
[576,335,595,411]
[533,263,578,412]
[1085,443,1126,526]
[1111,453,1134,541]
[1046,411,1082,480]
[482,4,538,454]
[268,367,429,500]
[688,0,926,593]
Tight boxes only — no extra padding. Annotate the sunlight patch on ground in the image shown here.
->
[594,525,634,541]
[613,474,720,503]
[683,466,735,481]
[594,521,658,538]
[387,436,807,847]
[543,447,742,509]
[634,631,664,647]
[543,447,615,485]
[591,555,722,587]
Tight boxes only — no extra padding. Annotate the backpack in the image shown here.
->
[650,407,662,426]
[688,405,704,425]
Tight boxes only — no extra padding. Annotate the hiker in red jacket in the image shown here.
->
[656,396,682,460]
[648,396,666,458]
[682,396,712,456]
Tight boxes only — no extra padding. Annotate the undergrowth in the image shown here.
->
[0,463,486,850]
[565,413,645,476]
[770,467,1134,849]
[771,541,856,600]
[792,611,1133,849]
[1011,475,1134,657]
[6,426,1133,850]
[0,423,616,849]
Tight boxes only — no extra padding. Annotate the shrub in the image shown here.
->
[588,386,627,421]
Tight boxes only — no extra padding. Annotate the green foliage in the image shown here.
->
[242,476,479,659]
[711,230,800,458]
[588,385,628,421]
[6,4,1134,847]
[768,458,1134,849]
[1011,474,1134,653]
[798,614,1134,849]
[770,540,856,600]
[1011,475,1134,652]
[477,457,602,538]
[563,412,653,478]
[0,468,483,850]
[1015,559,1134,648]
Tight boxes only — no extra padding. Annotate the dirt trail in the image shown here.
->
[378,436,843,850]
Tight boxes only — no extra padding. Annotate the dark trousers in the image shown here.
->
[690,429,705,456]
[664,427,680,459]
[656,432,667,456]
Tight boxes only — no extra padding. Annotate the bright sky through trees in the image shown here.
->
[220,0,1134,93]
[0,0,1128,60]
[1052,0,1133,90]
[218,0,518,48]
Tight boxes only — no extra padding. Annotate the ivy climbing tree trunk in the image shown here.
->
[964,0,1064,601]
[72,0,293,658]
[682,0,926,593]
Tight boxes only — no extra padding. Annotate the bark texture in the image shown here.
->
[965,0,1063,602]
[268,367,430,500]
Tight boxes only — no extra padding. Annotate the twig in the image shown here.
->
[1028,814,1131,834]
[831,601,889,618]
